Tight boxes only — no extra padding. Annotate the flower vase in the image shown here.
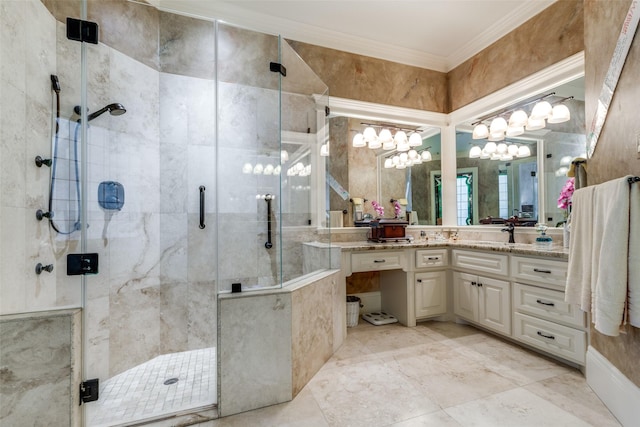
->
[563,221,570,249]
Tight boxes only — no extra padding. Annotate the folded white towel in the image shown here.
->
[565,186,595,311]
[592,177,631,336]
[628,181,640,327]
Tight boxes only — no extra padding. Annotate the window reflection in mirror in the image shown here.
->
[455,76,586,227]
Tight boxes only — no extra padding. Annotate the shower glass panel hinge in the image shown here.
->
[325,106,330,117]
[79,379,99,405]
[270,62,287,77]
[67,253,99,275]
[66,17,99,44]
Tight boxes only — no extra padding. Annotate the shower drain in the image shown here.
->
[163,377,179,385]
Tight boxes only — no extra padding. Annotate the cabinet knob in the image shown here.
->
[417,279,422,283]
[478,282,483,287]
[471,281,477,286]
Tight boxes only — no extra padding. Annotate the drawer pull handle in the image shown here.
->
[427,257,439,260]
[536,299,555,307]
[533,268,552,274]
[373,259,386,263]
[537,331,555,340]
[417,279,422,283]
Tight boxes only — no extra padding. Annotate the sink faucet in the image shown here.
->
[501,222,515,243]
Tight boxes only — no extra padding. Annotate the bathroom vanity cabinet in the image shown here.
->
[339,240,586,366]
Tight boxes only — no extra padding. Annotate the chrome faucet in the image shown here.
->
[501,222,515,243]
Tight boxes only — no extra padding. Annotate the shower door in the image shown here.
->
[79,2,218,426]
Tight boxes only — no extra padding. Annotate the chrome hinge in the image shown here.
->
[79,378,99,405]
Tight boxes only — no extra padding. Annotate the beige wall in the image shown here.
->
[448,0,585,111]
[287,41,449,113]
[584,0,640,387]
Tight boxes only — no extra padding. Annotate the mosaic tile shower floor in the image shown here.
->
[87,347,216,427]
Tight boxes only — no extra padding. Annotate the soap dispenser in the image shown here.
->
[535,223,553,248]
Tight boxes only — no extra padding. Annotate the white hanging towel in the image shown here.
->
[628,181,640,327]
[592,177,632,336]
[565,186,595,311]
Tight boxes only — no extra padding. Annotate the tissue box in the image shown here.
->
[368,219,408,242]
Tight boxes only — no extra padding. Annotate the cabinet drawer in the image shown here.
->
[452,250,508,276]
[513,312,586,364]
[511,256,568,290]
[416,249,448,268]
[351,251,405,272]
[513,283,586,328]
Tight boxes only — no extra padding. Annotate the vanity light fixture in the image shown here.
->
[471,93,574,143]
[384,146,433,168]
[352,123,423,152]
[468,141,532,160]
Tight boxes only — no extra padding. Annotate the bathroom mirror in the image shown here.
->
[454,76,586,227]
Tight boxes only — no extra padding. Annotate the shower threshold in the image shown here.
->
[87,347,216,427]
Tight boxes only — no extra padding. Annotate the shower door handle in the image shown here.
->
[199,186,206,229]
[265,194,273,249]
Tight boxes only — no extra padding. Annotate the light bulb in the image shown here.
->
[472,124,489,139]
[469,145,482,158]
[263,164,274,175]
[409,132,422,147]
[320,144,329,156]
[506,125,524,137]
[496,143,508,154]
[352,133,365,147]
[508,109,528,127]
[421,150,432,161]
[368,138,382,149]
[489,117,508,134]
[378,128,393,143]
[399,152,408,162]
[525,117,545,131]
[547,104,571,123]
[384,158,393,168]
[363,126,377,141]
[394,131,408,145]
[507,144,519,156]
[480,148,491,159]
[408,149,418,159]
[517,145,531,157]
[273,165,281,175]
[242,163,253,174]
[530,101,552,120]
[392,155,400,165]
[253,163,263,174]
[484,141,497,154]
[280,150,289,162]
[396,141,410,152]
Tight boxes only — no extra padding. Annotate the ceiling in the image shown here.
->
[149,0,556,72]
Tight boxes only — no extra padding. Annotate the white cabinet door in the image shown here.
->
[478,276,511,335]
[415,271,447,318]
[453,271,477,321]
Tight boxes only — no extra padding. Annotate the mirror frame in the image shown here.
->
[318,51,584,229]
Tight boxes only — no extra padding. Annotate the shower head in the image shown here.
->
[87,103,126,121]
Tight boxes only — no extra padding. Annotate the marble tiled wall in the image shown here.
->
[0,309,81,427]
[584,0,640,387]
[219,269,344,417]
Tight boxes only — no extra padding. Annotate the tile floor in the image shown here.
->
[197,321,620,427]
[88,347,216,427]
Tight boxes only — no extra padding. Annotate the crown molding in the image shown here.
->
[446,0,556,70]
[151,1,554,73]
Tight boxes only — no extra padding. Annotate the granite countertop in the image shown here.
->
[334,240,569,260]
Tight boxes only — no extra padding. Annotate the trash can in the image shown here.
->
[346,296,363,327]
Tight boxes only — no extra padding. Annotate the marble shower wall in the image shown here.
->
[0,309,82,427]
[584,0,640,387]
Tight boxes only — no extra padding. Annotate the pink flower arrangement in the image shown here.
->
[393,200,402,218]
[371,200,384,217]
[557,177,575,213]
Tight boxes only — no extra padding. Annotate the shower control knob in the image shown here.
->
[36,209,54,221]
[35,263,54,275]
[35,156,52,167]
